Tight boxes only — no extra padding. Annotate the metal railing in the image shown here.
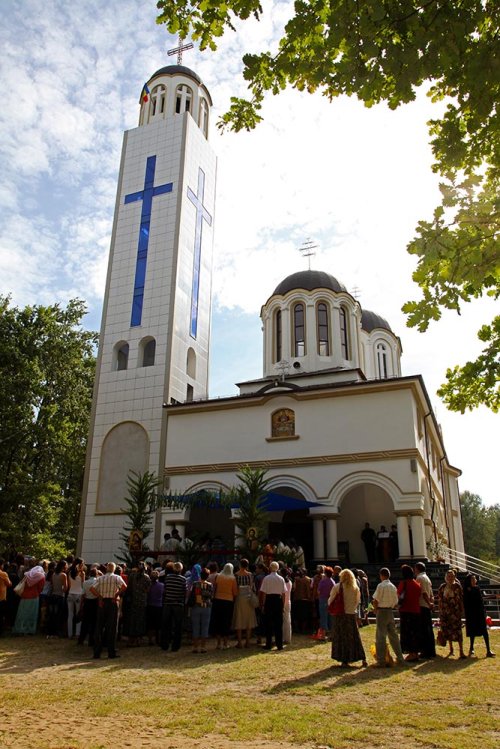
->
[443,546,500,585]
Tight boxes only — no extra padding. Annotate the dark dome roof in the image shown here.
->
[272,270,347,297]
[361,309,392,333]
[150,65,202,83]
[148,65,212,103]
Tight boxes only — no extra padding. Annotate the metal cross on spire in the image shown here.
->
[351,286,362,300]
[167,35,194,65]
[299,238,318,270]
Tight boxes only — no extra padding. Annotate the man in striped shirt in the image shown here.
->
[90,562,127,659]
[160,562,187,652]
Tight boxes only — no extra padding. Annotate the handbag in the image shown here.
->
[250,591,259,609]
[397,582,406,608]
[436,629,447,647]
[328,584,344,615]
[14,577,26,596]
[241,584,259,608]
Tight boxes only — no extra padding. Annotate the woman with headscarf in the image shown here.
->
[438,569,466,658]
[186,563,202,645]
[187,564,202,597]
[328,568,367,668]
[463,574,495,658]
[12,562,45,635]
[211,562,238,649]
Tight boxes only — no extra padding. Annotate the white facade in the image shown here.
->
[161,269,463,564]
[78,66,216,560]
[163,374,464,563]
[77,63,463,564]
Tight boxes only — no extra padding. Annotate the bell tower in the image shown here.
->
[78,65,217,560]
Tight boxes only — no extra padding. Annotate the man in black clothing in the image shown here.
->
[361,522,376,563]
[160,561,187,652]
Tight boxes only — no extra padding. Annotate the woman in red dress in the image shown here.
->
[397,564,422,661]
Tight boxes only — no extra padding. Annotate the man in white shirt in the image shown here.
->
[259,562,286,650]
[414,561,436,658]
[372,567,405,667]
[90,562,127,659]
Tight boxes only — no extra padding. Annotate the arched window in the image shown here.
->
[317,302,330,355]
[150,85,166,118]
[176,84,193,114]
[271,408,295,438]
[376,342,388,378]
[113,341,129,371]
[293,303,305,356]
[198,97,209,137]
[339,306,350,359]
[141,338,156,367]
[275,310,282,362]
[187,347,196,379]
[97,422,149,512]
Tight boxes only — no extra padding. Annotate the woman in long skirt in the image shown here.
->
[397,564,422,661]
[212,563,238,649]
[328,569,367,668]
[280,567,292,645]
[232,559,257,648]
[463,574,495,658]
[438,569,466,659]
[13,565,45,635]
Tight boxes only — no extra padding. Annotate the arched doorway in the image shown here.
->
[337,483,396,564]
[266,486,314,564]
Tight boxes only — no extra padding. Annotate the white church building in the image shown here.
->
[77,63,465,565]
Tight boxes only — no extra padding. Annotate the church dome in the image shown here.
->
[361,309,392,333]
[271,270,347,297]
[150,65,202,84]
[148,65,213,105]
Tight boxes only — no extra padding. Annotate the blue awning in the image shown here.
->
[261,492,320,512]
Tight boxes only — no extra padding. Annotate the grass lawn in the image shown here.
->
[0,628,498,749]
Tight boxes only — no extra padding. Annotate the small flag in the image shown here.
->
[140,83,150,103]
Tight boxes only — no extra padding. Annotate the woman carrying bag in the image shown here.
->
[328,569,367,668]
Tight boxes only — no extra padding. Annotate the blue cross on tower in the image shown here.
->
[124,155,173,327]
[188,167,212,338]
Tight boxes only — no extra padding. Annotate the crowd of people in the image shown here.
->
[0,552,495,667]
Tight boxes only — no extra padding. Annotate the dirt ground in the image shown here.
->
[1,630,499,749]
[0,636,325,749]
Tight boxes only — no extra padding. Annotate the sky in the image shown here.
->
[1,0,497,506]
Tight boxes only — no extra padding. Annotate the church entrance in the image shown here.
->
[187,504,234,551]
[268,508,313,564]
[337,483,396,564]
[265,485,315,566]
